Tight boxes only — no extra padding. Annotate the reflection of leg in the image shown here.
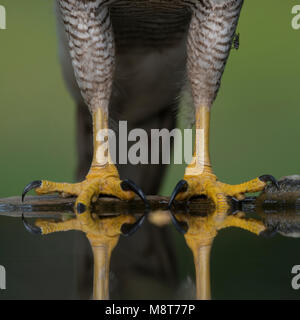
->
[183,218,214,300]
[186,240,212,300]
[24,214,136,300]
[178,205,266,300]
[90,243,113,300]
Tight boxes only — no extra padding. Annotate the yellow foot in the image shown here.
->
[168,173,278,232]
[22,165,149,236]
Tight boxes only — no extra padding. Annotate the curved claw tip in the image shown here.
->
[22,213,42,235]
[168,180,188,209]
[259,175,280,191]
[22,180,42,202]
[121,179,148,203]
[121,215,146,237]
[170,214,189,235]
[120,179,150,235]
[167,180,189,234]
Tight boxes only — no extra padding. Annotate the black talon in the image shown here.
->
[120,179,150,237]
[77,203,87,214]
[169,209,189,235]
[121,179,150,210]
[259,175,280,191]
[168,180,188,209]
[22,213,42,235]
[167,180,189,235]
[22,180,42,202]
[121,215,147,237]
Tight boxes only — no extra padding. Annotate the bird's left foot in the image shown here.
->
[169,172,279,212]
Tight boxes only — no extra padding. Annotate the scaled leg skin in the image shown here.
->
[22,0,144,234]
[170,1,278,211]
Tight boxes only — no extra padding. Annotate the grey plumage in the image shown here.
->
[58,0,243,111]
[186,0,243,107]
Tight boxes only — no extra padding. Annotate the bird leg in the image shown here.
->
[22,108,149,236]
[23,213,136,300]
[169,106,279,211]
[23,1,149,235]
[169,2,278,210]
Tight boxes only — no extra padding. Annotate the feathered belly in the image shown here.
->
[110,1,191,50]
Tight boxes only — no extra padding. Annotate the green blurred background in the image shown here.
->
[0,0,300,299]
